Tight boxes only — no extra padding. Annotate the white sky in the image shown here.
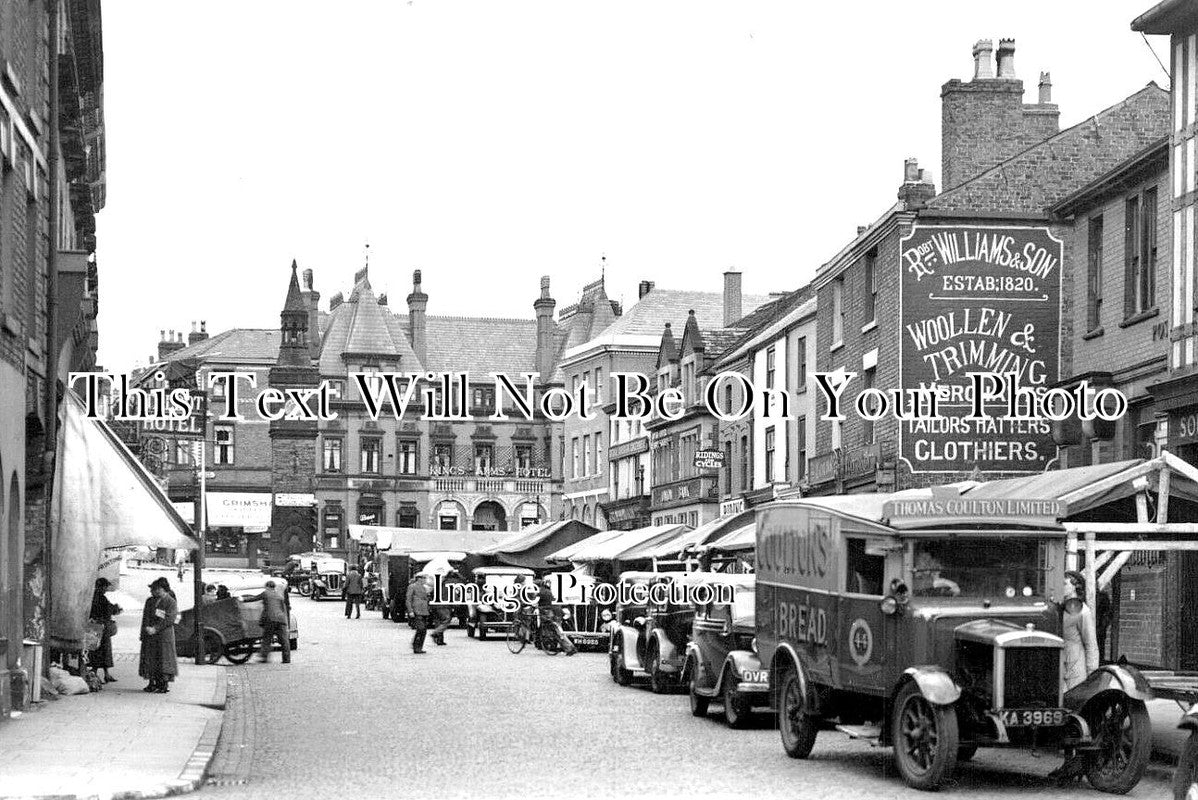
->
[95,1,1170,371]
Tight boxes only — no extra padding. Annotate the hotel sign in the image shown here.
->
[899,226,1061,474]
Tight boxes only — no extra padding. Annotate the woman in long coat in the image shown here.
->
[138,577,178,693]
[1062,570,1100,691]
[88,578,121,683]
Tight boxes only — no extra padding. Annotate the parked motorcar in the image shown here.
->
[308,557,347,601]
[757,496,1153,793]
[608,571,694,693]
[466,566,535,640]
[683,572,767,728]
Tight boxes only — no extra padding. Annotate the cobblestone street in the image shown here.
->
[198,599,1175,799]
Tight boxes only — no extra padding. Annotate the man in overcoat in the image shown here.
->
[406,573,431,654]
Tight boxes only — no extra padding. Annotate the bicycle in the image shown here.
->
[506,607,562,655]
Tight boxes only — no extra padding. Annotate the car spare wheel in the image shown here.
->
[1085,694,1151,795]
[891,681,959,791]
[778,666,818,759]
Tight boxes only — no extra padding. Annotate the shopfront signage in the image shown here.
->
[1171,409,1198,446]
[720,498,746,516]
[899,225,1061,474]
[808,451,838,486]
[652,477,714,509]
[841,444,879,482]
[693,450,725,470]
[206,492,273,528]
[275,492,317,507]
[883,495,1063,529]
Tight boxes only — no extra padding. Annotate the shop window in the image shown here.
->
[398,439,418,474]
[398,505,419,528]
[323,438,342,472]
[439,515,458,530]
[358,504,383,526]
[360,438,381,474]
[214,425,234,465]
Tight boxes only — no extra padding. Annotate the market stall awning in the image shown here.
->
[697,522,756,553]
[348,525,509,555]
[549,524,689,563]
[624,511,756,561]
[50,393,198,650]
[472,520,599,569]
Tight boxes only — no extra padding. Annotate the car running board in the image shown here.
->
[834,724,882,744]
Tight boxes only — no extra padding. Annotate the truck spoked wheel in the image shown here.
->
[891,682,958,791]
[779,667,818,759]
[1085,694,1150,794]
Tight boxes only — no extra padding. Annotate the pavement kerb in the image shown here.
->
[0,672,230,800]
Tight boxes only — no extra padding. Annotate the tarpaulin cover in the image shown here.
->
[50,393,197,650]
[549,525,689,563]
[472,520,599,569]
[622,511,756,561]
[698,522,757,554]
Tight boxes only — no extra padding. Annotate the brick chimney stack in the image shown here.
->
[941,38,1059,191]
[723,270,742,326]
[533,276,556,384]
[188,320,209,346]
[898,157,937,209]
[157,328,186,361]
[638,280,655,299]
[406,270,428,365]
[1039,71,1052,104]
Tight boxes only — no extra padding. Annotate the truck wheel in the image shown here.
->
[689,661,710,717]
[723,676,752,729]
[1085,694,1150,795]
[778,666,818,759]
[891,681,959,791]
[1174,731,1198,800]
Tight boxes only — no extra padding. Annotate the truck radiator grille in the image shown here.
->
[1003,648,1058,708]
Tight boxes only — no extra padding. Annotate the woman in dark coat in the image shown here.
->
[138,577,179,693]
[88,578,121,683]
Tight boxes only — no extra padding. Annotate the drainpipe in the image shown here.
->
[44,0,61,649]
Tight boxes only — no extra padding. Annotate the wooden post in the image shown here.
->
[1066,531,1078,573]
[1085,532,1098,613]
[1158,467,1171,524]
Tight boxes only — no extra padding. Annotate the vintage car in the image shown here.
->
[307,557,347,601]
[556,571,615,651]
[756,495,1154,793]
[608,571,695,693]
[466,566,535,639]
[682,573,768,728]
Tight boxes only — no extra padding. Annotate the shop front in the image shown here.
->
[600,495,652,531]
[802,443,886,496]
[205,491,274,568]
[649,475,718,528]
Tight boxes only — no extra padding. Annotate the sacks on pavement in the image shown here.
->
[47,666,90,695]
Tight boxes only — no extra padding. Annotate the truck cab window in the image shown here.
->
[845,537,884,595]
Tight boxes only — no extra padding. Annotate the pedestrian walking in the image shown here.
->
[430,569,465,646]
[88,578,121,684]
[138,576,178,693]
[248,581,291,663]
[344,566,364,619]
[406,573,431,654]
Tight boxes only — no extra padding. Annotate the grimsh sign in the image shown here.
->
[899,225,1062,474]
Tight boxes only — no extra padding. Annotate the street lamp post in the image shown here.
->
[192,389,208,665]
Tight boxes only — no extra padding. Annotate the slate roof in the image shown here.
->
[422,316,540,376]
[317,275,423,374]
[595,289,772,338]
[155,329,281,366]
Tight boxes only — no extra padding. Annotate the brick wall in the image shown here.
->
[941,78,1058,191]
[1116,566,1166,666]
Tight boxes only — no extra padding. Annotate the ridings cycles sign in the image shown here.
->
[899,225,1062,474]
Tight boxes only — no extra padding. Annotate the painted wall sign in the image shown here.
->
[899,225,1062,474]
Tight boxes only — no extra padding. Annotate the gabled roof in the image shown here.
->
[423,316,540,376]
[317,278,424,374]
[155,329,281,366]
[656,323,678,368]
[1048,137,1168,217]
[678,311,703,355]
[593,289,773,338]
[929,84,1170,214]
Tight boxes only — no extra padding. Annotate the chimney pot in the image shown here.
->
[638,280,655,299]
[378,292,388,306]
[723,270,743,326]
[996,38,1016,78]
[540,275,551,299]
[413,269,422,288]
[904,157,921,183]
[857,225,868,236]
[191,321,197,333]
[1038,71,1052,104]
[972,39,994,80]
[160,329,165,342]
[201,321,207,333]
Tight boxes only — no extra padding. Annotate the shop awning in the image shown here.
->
[548,524,689,563]
[471,520,599,569]
[349,525,509,555]
[623,511,756,561]
[50,393,198,650]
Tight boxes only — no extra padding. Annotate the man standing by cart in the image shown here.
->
[406,573,431,654]
[250,581,291,664]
